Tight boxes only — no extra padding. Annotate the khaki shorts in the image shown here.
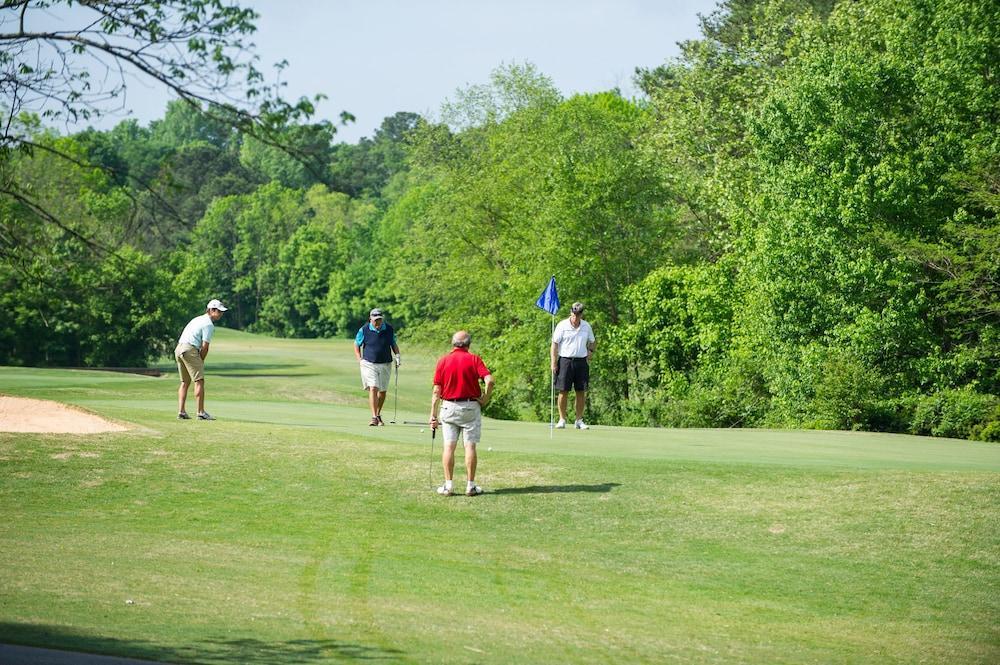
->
[175,343,205,383]
[360,360,391,392]
[440,400,482,445]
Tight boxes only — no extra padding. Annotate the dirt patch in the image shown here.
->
[0,395,128,434]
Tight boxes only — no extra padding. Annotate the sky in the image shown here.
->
[49,0,722,144]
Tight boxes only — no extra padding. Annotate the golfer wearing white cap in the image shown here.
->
[354,308,400,426]
[175,298,227,420]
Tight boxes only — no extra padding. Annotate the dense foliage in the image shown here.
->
[1,0,997,439]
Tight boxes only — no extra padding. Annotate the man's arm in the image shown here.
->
[392,343,401,366]
[200,342,210,360]
[429,384,442,429]
[478,374,494,407]
[550,341,559,372]
[587,340,595,362]
[354,328,364,361]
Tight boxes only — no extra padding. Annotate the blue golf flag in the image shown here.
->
[535,276,560,315]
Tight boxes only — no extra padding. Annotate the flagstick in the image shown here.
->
[536,274,559,439]
[550,312,555,439]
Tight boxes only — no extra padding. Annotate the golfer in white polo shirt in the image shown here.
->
[551,301,596,429]
[175,298,227,420]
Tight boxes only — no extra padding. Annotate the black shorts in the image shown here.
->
[555,357,590,392]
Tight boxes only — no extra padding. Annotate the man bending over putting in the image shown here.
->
[175,298,227,420]
[354,308,400,426]
[429,331,494,496]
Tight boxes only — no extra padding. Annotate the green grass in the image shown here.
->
[1,328,998,663]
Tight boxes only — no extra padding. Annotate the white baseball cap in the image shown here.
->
[207,298,228,311]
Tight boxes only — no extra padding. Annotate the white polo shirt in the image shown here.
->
[178,314,215,348]
[553,318,595,358]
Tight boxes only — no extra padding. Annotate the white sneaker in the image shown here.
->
[575,419,589,430]
[555,419,566,429]
[436,485,453,496]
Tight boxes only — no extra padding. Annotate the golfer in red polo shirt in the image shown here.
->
[429,330,495,497]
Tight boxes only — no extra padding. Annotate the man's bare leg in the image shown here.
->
[442,441,457,483]
[465,442,477,482]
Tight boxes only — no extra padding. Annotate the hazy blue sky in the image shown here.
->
[63,0,722,144]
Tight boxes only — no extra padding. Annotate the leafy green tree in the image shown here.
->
[1,1,327,152]
[636,0,837,263]
[1,0,333,269]
[399,64,675,419]
[622,0,996,437]
[106,120,170,187]
[184,182,306,330]
[150,100,239,151]
[240,123,335,190]
[0,133,187,366]
[737,0,999,427]
[257,186,378,337]
[328,111,421,199]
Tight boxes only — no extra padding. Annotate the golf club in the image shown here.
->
[428,422,436,491]
[390,360,399,423]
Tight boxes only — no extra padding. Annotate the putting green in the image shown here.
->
[1,328,997,664]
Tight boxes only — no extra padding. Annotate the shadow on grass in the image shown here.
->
[155,361,305,372]
[0,622,403,663]
[491,482,620,495]
[216,373,319,378]
[210,362,305,372]
[211,362,318,379]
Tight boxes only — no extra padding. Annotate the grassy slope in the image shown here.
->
[1,328,998,664]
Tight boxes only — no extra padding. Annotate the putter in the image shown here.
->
[390,361,399,424]
[428,422,436,491]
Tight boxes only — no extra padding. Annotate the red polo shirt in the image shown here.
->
[433,347,491,400]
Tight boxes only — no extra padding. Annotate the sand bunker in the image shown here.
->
[0,395,128,434]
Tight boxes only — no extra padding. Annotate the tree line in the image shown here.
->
[1,0,997,440]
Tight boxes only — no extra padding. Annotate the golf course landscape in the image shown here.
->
[1,328,998,663]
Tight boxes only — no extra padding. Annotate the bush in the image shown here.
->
[622,357,771,429]
[910,388,1000,441]
[975,410,1000,442]
[807,351,885,431]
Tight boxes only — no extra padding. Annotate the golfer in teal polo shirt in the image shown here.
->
[353,308,400,426]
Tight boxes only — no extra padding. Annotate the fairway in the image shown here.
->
[1,329,998,664]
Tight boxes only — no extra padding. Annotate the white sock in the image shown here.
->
[467,480,476,490]
[444,480,453,490]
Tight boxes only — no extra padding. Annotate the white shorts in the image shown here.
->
[440,399,482,445]
[359,360,391,392]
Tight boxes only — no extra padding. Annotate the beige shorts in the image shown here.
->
[175,343,204,383]
[440,400,482,445]
[359,360,391,392]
